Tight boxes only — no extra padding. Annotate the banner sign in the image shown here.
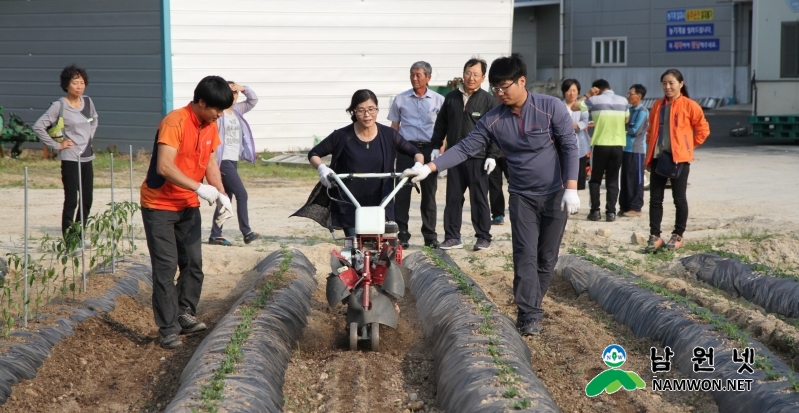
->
[666,38,720,52]
[667,24,714,37]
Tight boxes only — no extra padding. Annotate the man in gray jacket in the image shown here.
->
[402,54,580,336]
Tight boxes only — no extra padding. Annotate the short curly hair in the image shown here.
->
[60,64,89,92]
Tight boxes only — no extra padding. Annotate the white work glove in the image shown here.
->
[430,149,440,160]
[401,162,432,183]
[195,184,220,206]
[215,194,234,227]
[317,164,334,188]
[561,189,580,215]
[484,158,496,174]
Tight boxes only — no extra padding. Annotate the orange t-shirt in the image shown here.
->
[140,103,221,211]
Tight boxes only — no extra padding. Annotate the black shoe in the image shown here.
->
[587,211,601,221]
[398,231,410,249]
[473,238,491,251]
[400,241,410,249]
[518,319,541,336]
[606,212,616,222]
[424,239,440,249]
[178,313,207,334]
[160,333,182,349]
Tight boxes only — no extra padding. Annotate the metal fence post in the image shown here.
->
[23,167,28,328]
[129,145,134,248]
[76,152,86,293]
[110,153,116,273]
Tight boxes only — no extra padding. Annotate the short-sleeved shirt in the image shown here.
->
[140,103,221,211]
[387,88,444,143]
[579,90,629,146]
[221,111,242,161]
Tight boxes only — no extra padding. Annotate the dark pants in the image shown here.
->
[509,190,568,324]
[211,160,252,238]
[60,160,93,241]
[577,155,588,191]
[141,207,204,337]
[444,158,492,241]
[488,156,509,218]
[649,160,690,237]
[588,146,623,214]
[619,152,645,212]
[395,145,438,244]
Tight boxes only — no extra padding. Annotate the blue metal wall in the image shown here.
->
[0,0,163,152]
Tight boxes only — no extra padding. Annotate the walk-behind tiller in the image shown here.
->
[325,172,411,352]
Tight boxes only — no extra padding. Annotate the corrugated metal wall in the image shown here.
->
[0,0,163,152]
[169,0,514,152]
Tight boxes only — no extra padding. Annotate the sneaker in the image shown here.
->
[439,239,463,250]
[474,239,491,251]
[243,232,260,244]
[606,212,616,222]
[664,234,684,250]
[160,333,182,349]
[645,235,665,253]
[400,241,410,250]
[208,236,232,246]
[399,232,411,250]
[178,313,207,334]
[618,210,642,218]
[518,319,541,336]
[424,239,441,249]
[491,216,505,225]
[587,211,602,221]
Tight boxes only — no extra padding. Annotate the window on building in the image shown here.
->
[781,22,799,78]
[592,37,627,66]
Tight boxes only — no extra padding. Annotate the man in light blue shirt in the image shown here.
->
[388,61,445,249]
[619,84,649,217]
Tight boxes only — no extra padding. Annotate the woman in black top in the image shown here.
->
[307,89,423,236]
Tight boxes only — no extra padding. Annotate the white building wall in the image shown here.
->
[169,0,513,151]
[752,0,799,115]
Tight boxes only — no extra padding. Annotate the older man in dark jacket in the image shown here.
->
[431,58,499,251]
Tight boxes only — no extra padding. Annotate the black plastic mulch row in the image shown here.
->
[0,258,153,405]
[166,249,316,413]
[681,253,799,318]
[555,254,799,413]
[404,251,560,413]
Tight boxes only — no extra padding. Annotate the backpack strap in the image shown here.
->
[80,96,92,119]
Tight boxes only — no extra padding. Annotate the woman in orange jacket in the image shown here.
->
[644,69,710,252]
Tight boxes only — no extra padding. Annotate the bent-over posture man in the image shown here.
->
[402,54,580,336]
[140,76,233,349]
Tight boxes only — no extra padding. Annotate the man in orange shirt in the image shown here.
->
[140,76,234,349]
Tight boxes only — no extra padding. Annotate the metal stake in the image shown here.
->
[111,153,116,273]
[129,145,134,248]
[76,153,86,293]
[23,167,28,328]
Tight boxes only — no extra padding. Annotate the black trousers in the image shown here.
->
[649,160,691,237]
[141,207,204,337]
[619,152,645,212]
[577,155,589,191]
[60,160,93,241]
[211,160,252,238]
[588,146,623,214]
[509,190,568,323]
[488,156,509,218]
[395,145,437,243]
[444,157,492,241]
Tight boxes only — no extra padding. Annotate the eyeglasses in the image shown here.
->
[463,72,483,79]
[491,79,518,94]
[355,107,379,116]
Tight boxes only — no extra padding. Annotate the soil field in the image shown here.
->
[0,113,797,412]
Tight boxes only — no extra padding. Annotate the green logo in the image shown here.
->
[585,344,646,397]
